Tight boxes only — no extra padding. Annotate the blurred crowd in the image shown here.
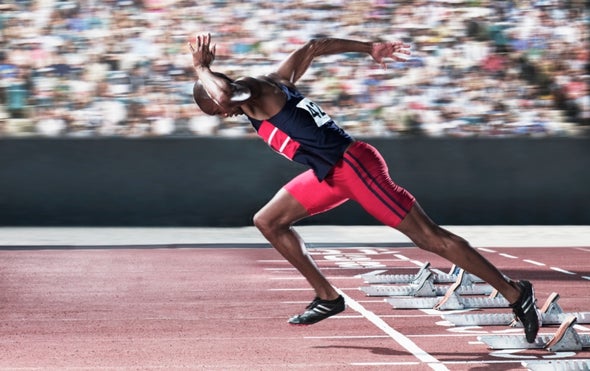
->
[0,0,588,138]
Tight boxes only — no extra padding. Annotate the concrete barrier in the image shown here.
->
[0,137,588,226]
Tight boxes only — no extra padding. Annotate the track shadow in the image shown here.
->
[312,345,559,371]
[311,345,403,356]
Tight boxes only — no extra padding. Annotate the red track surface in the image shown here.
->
[1,245,589,370]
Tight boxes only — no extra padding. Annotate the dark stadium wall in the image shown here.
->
[0,137,588,226]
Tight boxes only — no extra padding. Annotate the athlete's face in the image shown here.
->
[209,102,244,118]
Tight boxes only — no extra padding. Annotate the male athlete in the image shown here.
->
[189,33,541,343]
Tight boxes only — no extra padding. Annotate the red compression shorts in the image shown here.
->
[284,141,416,227]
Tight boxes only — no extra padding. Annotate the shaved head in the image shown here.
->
[192,72,234,115]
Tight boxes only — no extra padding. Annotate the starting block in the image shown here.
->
[522,359,590,371]
[361,267,494,297]
[362,262,483,284]
[443,292,590,327]
[478,315,590,351]
[386,270,508,310]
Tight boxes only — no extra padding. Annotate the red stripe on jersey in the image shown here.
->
[258,120,300,159]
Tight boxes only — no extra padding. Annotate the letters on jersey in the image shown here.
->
[296,98,331,127]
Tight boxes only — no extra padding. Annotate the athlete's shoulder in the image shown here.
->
[264,73,298,91]
[234,76,264,89]
[232,76,269,101]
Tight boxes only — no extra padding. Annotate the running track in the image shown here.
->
[1,229,589,370]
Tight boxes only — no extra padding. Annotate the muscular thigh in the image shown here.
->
[256,187,309,226]
[283,169,348,216]
[338,142,416,228]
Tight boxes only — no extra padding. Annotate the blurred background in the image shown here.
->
[1,0,588,138]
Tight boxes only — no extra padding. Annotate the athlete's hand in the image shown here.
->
[370,41,411,68]
[189,33,216,70]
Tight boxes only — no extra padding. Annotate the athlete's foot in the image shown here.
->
[509,280,541,343]
[288,295,345,325]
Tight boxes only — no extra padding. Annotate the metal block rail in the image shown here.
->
[478,316,590,352]
[386,270,508,310]
[361,262,483,284]
[443,292,590,326]
[361,268,494,297]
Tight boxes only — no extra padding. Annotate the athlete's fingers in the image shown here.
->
[391,55,409,62]
[205,33,211,49]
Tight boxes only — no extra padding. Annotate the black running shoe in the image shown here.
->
[288,295,345,325]
[510,280,541,343]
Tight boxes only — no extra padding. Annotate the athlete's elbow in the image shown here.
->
[304,38,327,56]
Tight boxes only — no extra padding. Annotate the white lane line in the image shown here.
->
[351,362,421,366]
[574,248,590,253]
[444,360,526,365]
[523,259,545,266]
[477,248,497,253]
[310,259,407,263]
[582,276,590,281]
[305,335,389,339]
[550,267,576,275]
[264,267,297,271]
[354,269,387,278]
[331,313,443,319]
[270,276,361,280]
[264,267,372,271]
[392,255,425,268]
[334,316,439,320]
[356,299,392,304]
[499,253,518,259]
[257,260,293,263]
[336,289,448,371]
[269,287,360,291]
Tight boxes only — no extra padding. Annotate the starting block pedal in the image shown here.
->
[478,315,590,351]
[362,262,483,284]
[362,261,433,284]
[361,267,494,297]
[443,292,590,326]
[361,270,437,297]
[522,359,590,371]
[386,270,508,310]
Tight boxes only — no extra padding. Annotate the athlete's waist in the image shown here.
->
[343,139,359,154]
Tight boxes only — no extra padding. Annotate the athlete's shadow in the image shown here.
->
[313,345,538,371]
[311,345,402,356]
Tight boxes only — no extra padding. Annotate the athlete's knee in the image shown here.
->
[253,209,290,237]
[252,209,270,233]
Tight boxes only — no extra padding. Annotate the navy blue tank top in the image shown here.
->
[247,83,353,181]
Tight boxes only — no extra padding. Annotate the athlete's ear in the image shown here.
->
[230,83,251,103]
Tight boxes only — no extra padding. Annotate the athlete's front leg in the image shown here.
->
[253,188,339,301]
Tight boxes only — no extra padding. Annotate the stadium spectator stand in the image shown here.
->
[0,0,588,138]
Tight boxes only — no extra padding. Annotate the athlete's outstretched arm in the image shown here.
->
[273,38,411,84]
